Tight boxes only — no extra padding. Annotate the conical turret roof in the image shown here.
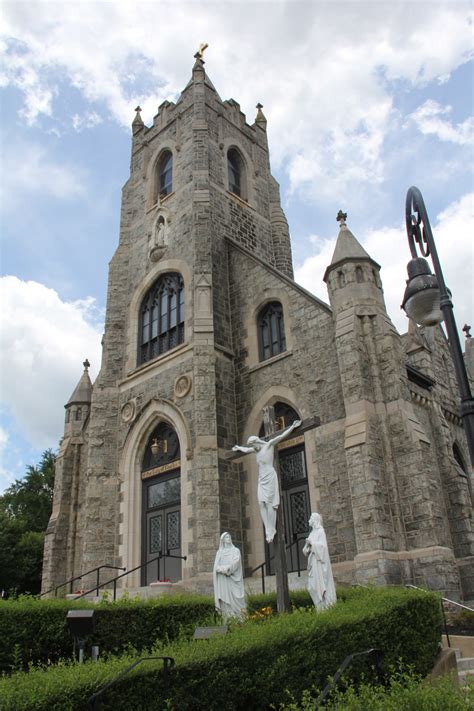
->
[66,359,93,406]
[324,211,379,281]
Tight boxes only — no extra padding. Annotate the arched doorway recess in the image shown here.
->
[141,422,182,583]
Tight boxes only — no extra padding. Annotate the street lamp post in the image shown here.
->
[401,186,474,467]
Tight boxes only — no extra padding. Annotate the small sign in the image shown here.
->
[142,460,181,479]
[193,626,228,640]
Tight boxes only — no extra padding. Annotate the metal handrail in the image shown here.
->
[405,584,473,649]
[87,656,175,710]
[74,553,187,601]
[247,535,306,594]
[313,648,384,708]
[405,584,474,612]
[39,564,126,598]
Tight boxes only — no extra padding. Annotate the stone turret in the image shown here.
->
[64,359,92,436]
[324,211,384,314]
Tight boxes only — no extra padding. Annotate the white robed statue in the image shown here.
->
[213,532,246,620]
[303,513,337,610]
[232,419,301,543]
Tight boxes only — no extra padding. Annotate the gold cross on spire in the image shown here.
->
[194,43,208,59]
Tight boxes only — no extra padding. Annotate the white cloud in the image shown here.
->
[295,192,474,336]
[72,111,103,132]
[0,427,16,492]
[410,100,474,145]
[1,2,472,199]
[0,277,103,450]
[0,139,86,212]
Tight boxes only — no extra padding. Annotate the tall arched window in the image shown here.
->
[139,273,184,364]
[227,148,247,200]
[158,151,173,198]
[453,443,467,475]
[258,301,286,361]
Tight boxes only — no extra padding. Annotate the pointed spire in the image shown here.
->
[330,210,373,264]
[323,210,380,282]
[255,102,267,130]
[67,359,93,406]
[132,105,144,135]
[192,43,207,78]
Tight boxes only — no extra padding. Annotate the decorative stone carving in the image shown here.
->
[121,399,137,423]
[149,245,167,262]
[213,532,245,619]
[148,210,171,262]
[302,513,337,610]
[174,374,192,399]
[194,274,213,333]
[232,420,301,543]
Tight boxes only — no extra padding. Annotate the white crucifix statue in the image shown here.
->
[232,416,301,543]
[228,408,320,613]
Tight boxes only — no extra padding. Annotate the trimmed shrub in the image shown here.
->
[0,587,443,711]
[246,584,365,614]
[0,593,215,671]
[281,670,474,710]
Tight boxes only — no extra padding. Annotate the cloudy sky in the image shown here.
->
[0,0,473,492]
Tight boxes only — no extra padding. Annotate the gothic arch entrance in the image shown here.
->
[141,422,182,584]
[262,403,311,574]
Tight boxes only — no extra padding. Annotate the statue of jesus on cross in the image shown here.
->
[232,419,301,543]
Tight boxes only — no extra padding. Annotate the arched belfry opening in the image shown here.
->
[141,421,182,583]
[259,402,311,574]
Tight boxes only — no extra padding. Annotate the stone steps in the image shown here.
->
[443,635,474,687]
[458,657,474,686]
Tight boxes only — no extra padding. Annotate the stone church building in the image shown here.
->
[42,55,473,600]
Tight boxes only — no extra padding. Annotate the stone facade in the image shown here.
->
[42,56,473,600]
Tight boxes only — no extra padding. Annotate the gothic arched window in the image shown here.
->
[158,151,173,198]
[453,443,467,475]
[139,273,184,364]
[227,148,247,200]
[258,301,286,361]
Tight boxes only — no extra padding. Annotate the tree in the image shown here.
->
[0,450,55,594]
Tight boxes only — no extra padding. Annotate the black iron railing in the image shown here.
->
[247,535,306,594]
[74,553,187,601]
[39,564,126,598]
[405,583,473,648]
[313,648,384,707]
[87,656,175,710]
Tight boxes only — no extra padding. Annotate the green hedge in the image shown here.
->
[281,670,474,710]
[0,587,443,711]
[246,584,362,613]
[0,593,216,671]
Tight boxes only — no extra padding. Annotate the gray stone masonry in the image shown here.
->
[42,57,472,601]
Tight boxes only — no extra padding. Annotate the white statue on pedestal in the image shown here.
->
[303,513,337,610]
[213,532,246,620]
[232,420,301,543]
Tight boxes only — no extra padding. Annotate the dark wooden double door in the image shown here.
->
[141,422,182,585]
[142,472,181,584]
[266,445,311,575]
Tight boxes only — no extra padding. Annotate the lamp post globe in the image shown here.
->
[402,186,474,467]
[401,257,442,327]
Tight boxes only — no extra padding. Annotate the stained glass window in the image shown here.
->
[159,151,173,197]
[258,301,286,361]
[139,273,184,364]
